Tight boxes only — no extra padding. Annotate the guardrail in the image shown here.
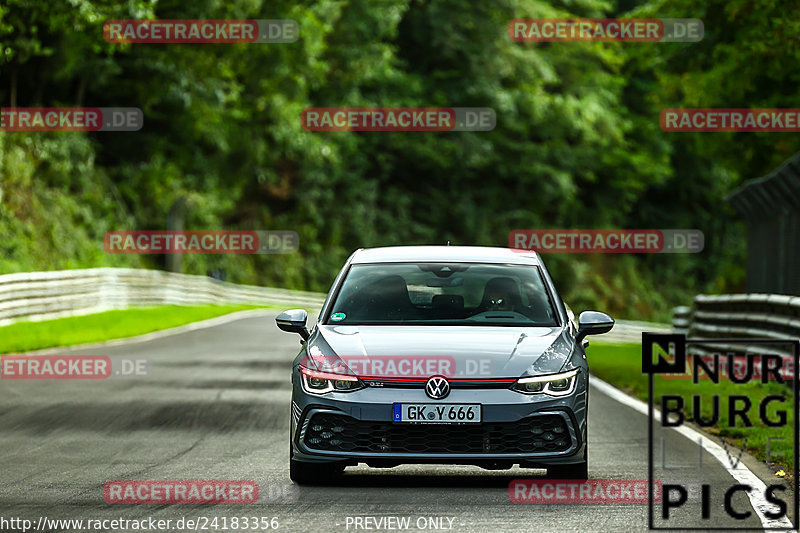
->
[0,268,326,327]
[543,304,669,344]
[0,267,666,345]
[673,294,800,378]
[592,319,671,344]
[672,305,691,335]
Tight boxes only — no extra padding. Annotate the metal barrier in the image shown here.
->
[592,319,671,344]
[0,268,326,327]
[673,294,800,378]
[672,305,691,335]
[0,267,668,346]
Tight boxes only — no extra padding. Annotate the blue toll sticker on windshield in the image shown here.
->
[330,312,346,321]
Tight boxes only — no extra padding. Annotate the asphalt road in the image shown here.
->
[0,311,791,532]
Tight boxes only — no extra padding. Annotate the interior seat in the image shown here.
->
[431,294,465,319]
[355,275,420,321]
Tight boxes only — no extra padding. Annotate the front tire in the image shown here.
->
[289,438,345,485]
[546,458,588,480]
[547,436,588,480]
[290,458,345,485]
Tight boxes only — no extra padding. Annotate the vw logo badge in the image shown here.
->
[425,376,450,400]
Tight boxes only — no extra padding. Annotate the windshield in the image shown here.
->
[325,263,559,326]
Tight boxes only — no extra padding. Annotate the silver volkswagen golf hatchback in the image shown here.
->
[277,246,613,484]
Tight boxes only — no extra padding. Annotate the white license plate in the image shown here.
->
[393,403,481,423]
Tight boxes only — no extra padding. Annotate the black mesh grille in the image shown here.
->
[302,412,572,454]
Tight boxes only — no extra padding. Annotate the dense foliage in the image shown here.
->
[2,0,798,320]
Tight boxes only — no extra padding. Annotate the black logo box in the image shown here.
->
[643,333,800,531]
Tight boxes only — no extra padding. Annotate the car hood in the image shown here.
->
[310,325,575,378]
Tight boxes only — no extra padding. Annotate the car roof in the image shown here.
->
[349,246,542,265]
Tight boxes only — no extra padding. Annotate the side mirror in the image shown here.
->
[576,311,614,343]
[276,309,310,341]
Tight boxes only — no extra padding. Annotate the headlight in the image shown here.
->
[299,366,364,394]
[512,368,580,396]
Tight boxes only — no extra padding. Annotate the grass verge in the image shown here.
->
[0,304,282,355]
[588,342,794,474]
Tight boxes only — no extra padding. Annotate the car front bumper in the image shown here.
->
[290,383,587,467]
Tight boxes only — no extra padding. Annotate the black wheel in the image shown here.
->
[547,460,587,480]
[289,437,345,485]
[290,458,345,485]
[547,444,588,480]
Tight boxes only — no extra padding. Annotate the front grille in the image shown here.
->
[302,412,572,454]
[361,379,517,389]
